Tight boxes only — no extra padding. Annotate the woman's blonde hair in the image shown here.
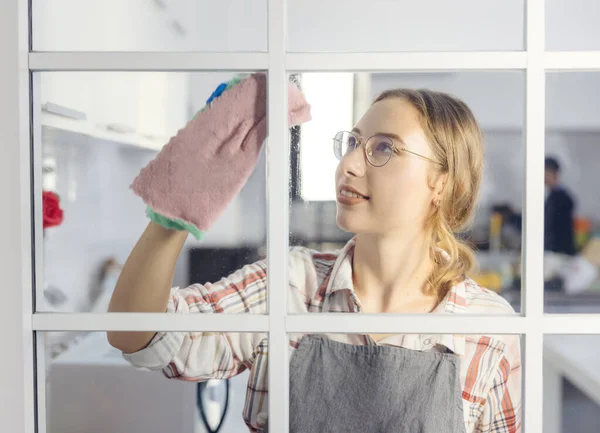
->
[373,89,484,301]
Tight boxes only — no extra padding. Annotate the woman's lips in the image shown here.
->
[336,193,369,205]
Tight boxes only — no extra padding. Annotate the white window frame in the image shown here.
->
[3,0,600,432]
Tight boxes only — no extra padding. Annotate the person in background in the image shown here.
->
[492,156,576,256]
[544,156,576,256]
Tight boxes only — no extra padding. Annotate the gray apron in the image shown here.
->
[266,334,465,433]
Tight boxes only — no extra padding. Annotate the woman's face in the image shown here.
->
[335,98,441,236]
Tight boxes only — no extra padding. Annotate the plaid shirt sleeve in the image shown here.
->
[475,335,522,433]
[122,258,269,381]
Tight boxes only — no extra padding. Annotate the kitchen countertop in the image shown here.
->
[502,289,600,314]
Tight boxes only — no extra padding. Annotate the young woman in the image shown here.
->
[108,79,521,433]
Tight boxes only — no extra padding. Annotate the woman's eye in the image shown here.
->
[375,141,392,154]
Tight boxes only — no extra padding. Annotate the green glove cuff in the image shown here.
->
[145,206,205,241]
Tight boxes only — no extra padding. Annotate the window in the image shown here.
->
[3,1,600,432]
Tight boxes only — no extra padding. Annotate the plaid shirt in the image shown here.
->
[124,237,522,433]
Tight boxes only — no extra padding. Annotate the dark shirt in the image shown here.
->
[544,186,576,255]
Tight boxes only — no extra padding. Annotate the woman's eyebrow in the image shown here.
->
[352,127,405,143]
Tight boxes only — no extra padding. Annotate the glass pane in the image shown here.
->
[41,331,263,433]
[32,0,267,52]
[546,0,600,51]
[286,333,522,432]
[35,72,267,312]
[40,331,522,432]
[287,0,525,52]
[544,335,600,433]
[289,71,524,313]
[544,72,600,314]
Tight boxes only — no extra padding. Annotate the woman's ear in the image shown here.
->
[437,173,448,192]
[432,173,448,207]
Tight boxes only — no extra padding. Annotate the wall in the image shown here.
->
[31,0,600,52]
[371,71,600,131]
[32,0,267,52]
[42,128,155,313]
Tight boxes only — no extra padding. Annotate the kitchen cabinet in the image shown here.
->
[39,72,189,151]
[33,0,194,51]
[45,332,253,433]
[34,0,193,150]
[46,332,198,433]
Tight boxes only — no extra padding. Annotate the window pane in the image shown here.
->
[41,331,522,432]
[36,72,267,312]
[544,335,600,433]
[544,72,600,314]
[546,0,600,51]
[285,333,522,432]
[289,71,524,313]
[287,0,525,52]
[40,331,262,433]
[32,0,267,52]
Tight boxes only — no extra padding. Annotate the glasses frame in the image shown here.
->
[333,130,443,168]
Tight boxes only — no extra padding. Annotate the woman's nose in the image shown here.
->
[341,144,367,177]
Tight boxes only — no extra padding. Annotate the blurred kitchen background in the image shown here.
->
[33,0,600,433]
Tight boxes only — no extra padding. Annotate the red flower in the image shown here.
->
[43,191,64,229]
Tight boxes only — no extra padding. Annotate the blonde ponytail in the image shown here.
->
[427,210,477,302]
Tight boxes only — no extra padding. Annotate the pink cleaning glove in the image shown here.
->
[130,73,311,237]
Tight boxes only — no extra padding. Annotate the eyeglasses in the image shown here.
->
[333,131,442,168]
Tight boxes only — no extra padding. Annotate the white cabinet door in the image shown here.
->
[39,71,189,150]
[35,0,190,149]
[33,0,184,51]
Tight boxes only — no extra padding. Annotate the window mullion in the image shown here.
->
[267,0,290,432]
[524,0,546,432]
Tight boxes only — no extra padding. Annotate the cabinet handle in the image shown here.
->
[42,102,87,121]
[105,123,136,134]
